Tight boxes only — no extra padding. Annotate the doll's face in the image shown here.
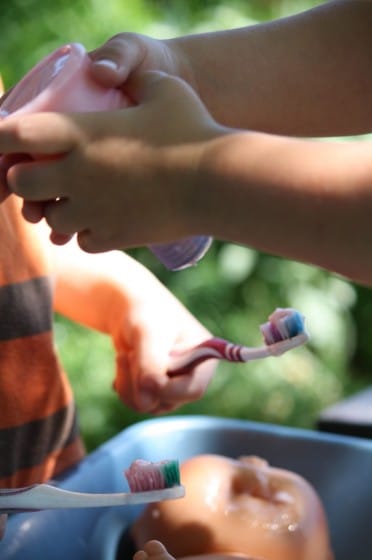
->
[131,454,333,560]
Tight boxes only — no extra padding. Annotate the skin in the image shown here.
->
[133,539,255,560]
[0,202,216,540]
[0,82,215,495]
[50,221,216,415]
[131,455,333,560]
[2,1,372,284]
[0,81,215,528]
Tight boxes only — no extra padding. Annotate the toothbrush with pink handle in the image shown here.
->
[167,308,309,378]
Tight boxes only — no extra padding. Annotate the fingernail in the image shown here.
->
[92,59,119,72]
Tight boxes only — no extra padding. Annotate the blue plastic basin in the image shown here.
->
[2,415,372,560]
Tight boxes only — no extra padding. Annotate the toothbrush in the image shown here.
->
[168,307,309,377]
[0,459,184,513]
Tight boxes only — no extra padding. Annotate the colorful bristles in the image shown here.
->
[124,459,181,493]
[260,308,306,346]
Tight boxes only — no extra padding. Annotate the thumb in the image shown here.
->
[126,71,189,105]
[88,35,144,88]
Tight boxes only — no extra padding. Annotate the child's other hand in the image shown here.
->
[111,269,216,414]
[0,71,225,253]
[52,241,216,416]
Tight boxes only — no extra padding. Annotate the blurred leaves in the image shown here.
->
[1,0,371,450]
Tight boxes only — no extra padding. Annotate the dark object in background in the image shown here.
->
[317,386,372,439]
[116,529,136,558]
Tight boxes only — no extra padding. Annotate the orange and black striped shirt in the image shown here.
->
[0,196,85,488]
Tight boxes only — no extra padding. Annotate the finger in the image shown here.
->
[1,152,33,176]
[123,323,174,412]
[22,200,45,223]
[0,154,21,201]
[89,34,144,87]
[126,71,193,106]
[161,359,216,403]
[126,71,170,104]
[77,229,126,253]
[149,401,180,415]
[114,352,160,413]
[7,158,68,200]
[136,369,211,415]
[136,353,215,414]
[43,198,85,236]
[49,230,74,245]
[0,181,10,203]
[0,112,82,155]
[114,352,138,410]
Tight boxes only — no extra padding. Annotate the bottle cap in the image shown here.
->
[150,236,213,270]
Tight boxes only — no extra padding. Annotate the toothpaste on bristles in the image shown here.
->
[124,459,181,493]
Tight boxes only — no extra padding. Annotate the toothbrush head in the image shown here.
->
[124,459,181,493]
[260,308,309,356]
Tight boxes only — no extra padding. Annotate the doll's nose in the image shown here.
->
[233,462,271,499]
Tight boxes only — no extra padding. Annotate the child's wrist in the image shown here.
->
[159,125,228,238]
[164,38,197,91]
[189,126,241,236]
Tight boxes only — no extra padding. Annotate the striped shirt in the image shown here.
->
[0,196,85,487]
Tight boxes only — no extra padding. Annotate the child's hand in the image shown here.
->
[110,267,216,414]
[52,241,217,415]
[133,539,254,560]
[88,33,188,90]
[0,71,226,252]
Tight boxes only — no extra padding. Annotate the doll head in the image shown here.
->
[131,454,333,560]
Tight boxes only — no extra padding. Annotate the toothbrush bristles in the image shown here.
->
[260,308,307,346]
[161,460,181,487]
[124,459,181,493]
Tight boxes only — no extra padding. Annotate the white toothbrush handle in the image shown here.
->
[168,333,309,378]
[0,484,185,512]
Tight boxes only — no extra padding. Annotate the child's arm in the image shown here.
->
[4,74,372,286]
[50,234,215,414]
[90,0,372,136]
[3,1,372,283]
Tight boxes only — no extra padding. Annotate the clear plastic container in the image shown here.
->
[1,43,212,270]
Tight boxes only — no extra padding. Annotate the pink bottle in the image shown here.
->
[1,43,212,270]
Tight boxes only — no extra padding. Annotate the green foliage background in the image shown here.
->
[1,0,371,451]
